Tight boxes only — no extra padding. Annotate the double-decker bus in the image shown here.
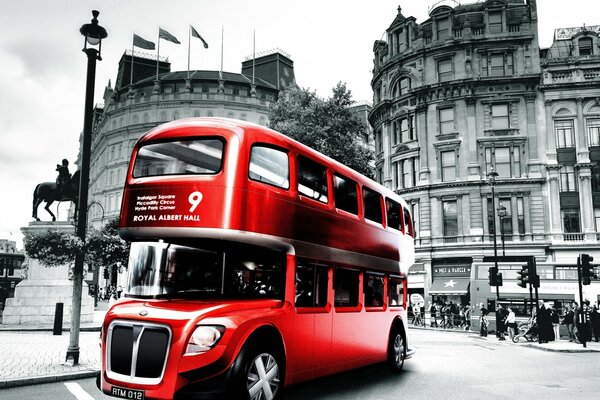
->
[99,118,415,400]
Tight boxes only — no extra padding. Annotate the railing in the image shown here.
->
[563,233,585,241]
[508,25,521,33]
[472,27,485,36]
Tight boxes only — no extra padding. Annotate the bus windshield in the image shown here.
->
[133,138,225,177]
[126,241,285,300]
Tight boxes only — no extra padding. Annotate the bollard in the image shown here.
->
[53,302,64,335]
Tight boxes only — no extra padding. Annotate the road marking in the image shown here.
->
[64,382,96,400]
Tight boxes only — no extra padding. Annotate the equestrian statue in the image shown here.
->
[32,159,81,222]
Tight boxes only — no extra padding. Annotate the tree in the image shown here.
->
[268,82,374,178]
[23,216,130,270]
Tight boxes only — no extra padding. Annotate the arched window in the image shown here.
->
[132,115,139,124]
[159,111,167,121]
[227,112,235,119]
[193,110,201,117]
[394,77,411,97]
[173,111,181,120]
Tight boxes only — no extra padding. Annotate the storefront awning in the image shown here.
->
[429,278,470,294]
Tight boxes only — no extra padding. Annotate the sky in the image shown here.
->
[1,0,599,249]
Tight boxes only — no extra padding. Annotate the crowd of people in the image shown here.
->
[411,299,600,344]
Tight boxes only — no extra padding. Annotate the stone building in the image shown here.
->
[370,1,600,315]
[0,239,24,314]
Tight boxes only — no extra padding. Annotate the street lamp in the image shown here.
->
[488,169,500,302]
[497,203,507,256]
[66,10,107,365]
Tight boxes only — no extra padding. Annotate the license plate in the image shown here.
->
[110,386,145,400]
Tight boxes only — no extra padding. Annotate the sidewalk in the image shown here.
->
[0,309,105,389]
[409,323,600,353]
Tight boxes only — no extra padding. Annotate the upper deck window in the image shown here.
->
[249,145,290,189]
[363,187,383,224]
[386,198,403,232]
[133,138,224,178]
[334,174,358,215]
[297,155,328,204]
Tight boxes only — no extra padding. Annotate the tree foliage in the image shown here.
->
[268,82,374,177]
[23,217,130,268]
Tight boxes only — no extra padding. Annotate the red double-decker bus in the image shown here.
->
[99,118,415,400]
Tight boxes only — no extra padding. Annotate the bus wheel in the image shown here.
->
[388,328,406,372]
[234,346,284,400]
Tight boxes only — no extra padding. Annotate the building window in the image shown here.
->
[443,200,458,238]
[491,104,510,129]
[485,146,520,178]
[517,197,525,236]
[410,202,419,238]
[559,166,577,192]
[595,208,600,231]
[396,157,417,189]
[555,120,575,148]
[437,18,450,40]
[562,209,581,233]
[396,77,410,96]
[489,11,503,34]
[592,164,600,192]
[439,108,454,135]
[482,53,514,77]
[392,121,399,146]
[438,58,453,82]
[587,119,600,146]
[498,198,512,241]
[375,129,382,153]
[579,37,593,56]
[441,150,456,181]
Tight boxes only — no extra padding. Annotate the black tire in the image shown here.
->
[388,327,406,372]
[512,336,520,343]
[232,342,285,400]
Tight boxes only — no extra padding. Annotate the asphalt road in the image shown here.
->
[2,329,599,400]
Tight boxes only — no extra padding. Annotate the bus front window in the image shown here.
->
[126,242,284,300]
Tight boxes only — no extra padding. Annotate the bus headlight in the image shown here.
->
[186,325,225,354]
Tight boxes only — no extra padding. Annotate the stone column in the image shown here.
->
[576,97,591,162]
[417,103,430,184]
[546,166,563,241]
[466,97,480,180]
[577,163,596,240]
[545,99,557,164]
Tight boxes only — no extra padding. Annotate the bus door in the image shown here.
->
[288,260,332,382]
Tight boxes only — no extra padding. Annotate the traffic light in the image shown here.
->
[103,267,109,280]
[488,266,502,286]
[517,264,530,288]
[581,253,595,286]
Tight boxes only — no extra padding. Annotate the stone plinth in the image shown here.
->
[1,222,94,325]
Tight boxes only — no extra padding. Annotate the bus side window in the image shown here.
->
[334,268,360,307]
[333,174,358,215]
[362,187,383,225]
[248,145,290,189]
[388,276,405,307]
[295,260,329,307]
[297,155,329,203]
[385,198,403,232]
[364,273,385,307]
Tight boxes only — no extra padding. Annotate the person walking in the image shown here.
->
[590,304,600,342]
[479,304,489,337]
[563,305,575,342]
[430,301,438,327]
[496,304,507,341]
[538,301,554,343]
[550,305,560,340]
[505,307,517,342]
[464,303,472,331]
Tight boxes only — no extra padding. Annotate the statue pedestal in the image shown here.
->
[1,222,94,325]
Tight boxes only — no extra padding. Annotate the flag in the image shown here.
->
[159,28,181,44]
[191,25,209,48]
[133,34,155,50]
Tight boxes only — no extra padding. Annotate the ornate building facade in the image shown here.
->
[371,1,600,313]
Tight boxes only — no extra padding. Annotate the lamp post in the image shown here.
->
[488,169,500,302]
[66,10,107,365]
[497,203,507,256]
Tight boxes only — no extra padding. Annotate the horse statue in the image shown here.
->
[32,170,81,222]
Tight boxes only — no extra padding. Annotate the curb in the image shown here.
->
[522,343,600,353]
[0,370,100,389]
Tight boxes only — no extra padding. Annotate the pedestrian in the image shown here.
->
[442,302,452,328]
[464,303,472,331]
[591,304,600,342]
[429,300,438,327]
[450,301,459,328]
[479,304,489,337]
[562,305,575,342]
[537,301,555,343]
[549,305,560,340]
[496,304,507,341]
[412,302,422,326]
[505,307,517,342]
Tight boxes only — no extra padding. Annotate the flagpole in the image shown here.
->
[130,37,134,87]
[220,25,224,80]
[187,25,191,79]
[156,29,161,81]
[252,30,256,85]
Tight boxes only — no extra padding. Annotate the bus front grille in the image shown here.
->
[107,321,171,383]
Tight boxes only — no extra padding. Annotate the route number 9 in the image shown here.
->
[188,191,203,213]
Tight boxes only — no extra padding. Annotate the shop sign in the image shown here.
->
[410,293,424,305]
[433,265,471,277]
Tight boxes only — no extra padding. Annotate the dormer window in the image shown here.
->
[579,37,593,56]
[437,18,450,40]
[489,11,503,34]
